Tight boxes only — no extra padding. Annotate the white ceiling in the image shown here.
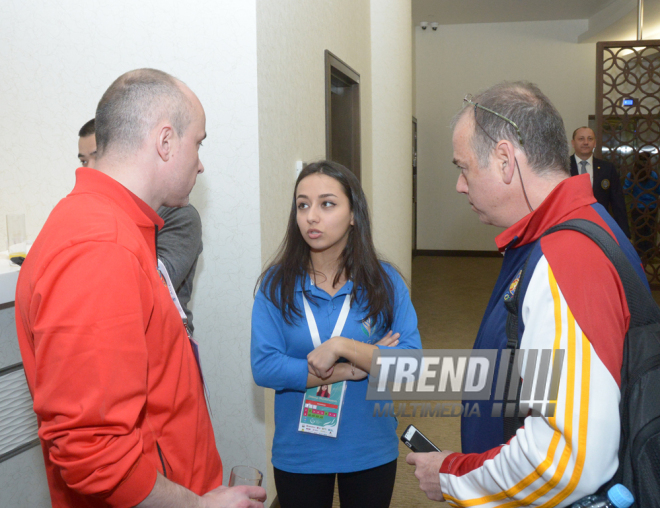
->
[412,0,620,25]
[412,0,660,43]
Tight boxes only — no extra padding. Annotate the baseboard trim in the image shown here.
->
[415,249,502,258]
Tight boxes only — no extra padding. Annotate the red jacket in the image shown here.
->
[15,168,222,507]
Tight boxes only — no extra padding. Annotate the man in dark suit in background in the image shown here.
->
[570,126,630,237]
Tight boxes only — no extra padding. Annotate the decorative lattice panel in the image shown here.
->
[597,41,660,287]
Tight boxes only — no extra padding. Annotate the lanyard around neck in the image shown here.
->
[302,292,351,348]
[157,259,188,325]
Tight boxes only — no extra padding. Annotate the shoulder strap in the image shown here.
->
[502,218,656,444]
[543,219,659,326]
[502,251,535,442]
[542,219,660,499]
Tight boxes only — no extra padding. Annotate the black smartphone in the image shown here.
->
[400,424,441,453]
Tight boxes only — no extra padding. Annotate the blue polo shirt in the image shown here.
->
[251,263,421,473]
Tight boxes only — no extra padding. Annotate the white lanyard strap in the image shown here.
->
[158,259,210,411]
[157,259,188,324]
[302,293,351,348]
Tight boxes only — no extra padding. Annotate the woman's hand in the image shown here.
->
[307,337,344,378]
[374,330,400,347]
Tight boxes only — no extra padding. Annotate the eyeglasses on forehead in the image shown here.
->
[463,94,525,147]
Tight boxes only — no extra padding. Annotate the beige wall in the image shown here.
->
[415,19,596,251]
[256,0,373,266]
[370,0,413,280]
[412,20,417,115]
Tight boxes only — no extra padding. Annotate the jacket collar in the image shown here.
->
[71,168,164,229]
[496,174,596,252]
[70,168,165,259]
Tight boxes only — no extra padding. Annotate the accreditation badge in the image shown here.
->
[298,380,346,438]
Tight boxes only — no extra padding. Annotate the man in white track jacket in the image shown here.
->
[406,81,646,507]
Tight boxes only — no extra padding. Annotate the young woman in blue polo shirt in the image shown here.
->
[251,160,421,508]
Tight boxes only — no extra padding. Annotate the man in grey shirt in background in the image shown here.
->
[78,119,203,331]
[157,204,203,332]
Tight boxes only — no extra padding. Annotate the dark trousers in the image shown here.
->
[274,459,397,508]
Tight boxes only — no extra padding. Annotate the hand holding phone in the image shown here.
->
[400,424,441,453]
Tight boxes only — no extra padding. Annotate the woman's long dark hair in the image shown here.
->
[256,160,396,330]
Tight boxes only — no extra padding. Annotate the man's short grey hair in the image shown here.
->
[452,81,570,176]
[95,68,192,157]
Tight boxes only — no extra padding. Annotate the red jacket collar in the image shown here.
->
[71,167,165,229]
[496,174,596,252]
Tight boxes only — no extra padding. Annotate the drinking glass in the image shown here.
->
[228,465,263,487]
[7,214,26,265]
